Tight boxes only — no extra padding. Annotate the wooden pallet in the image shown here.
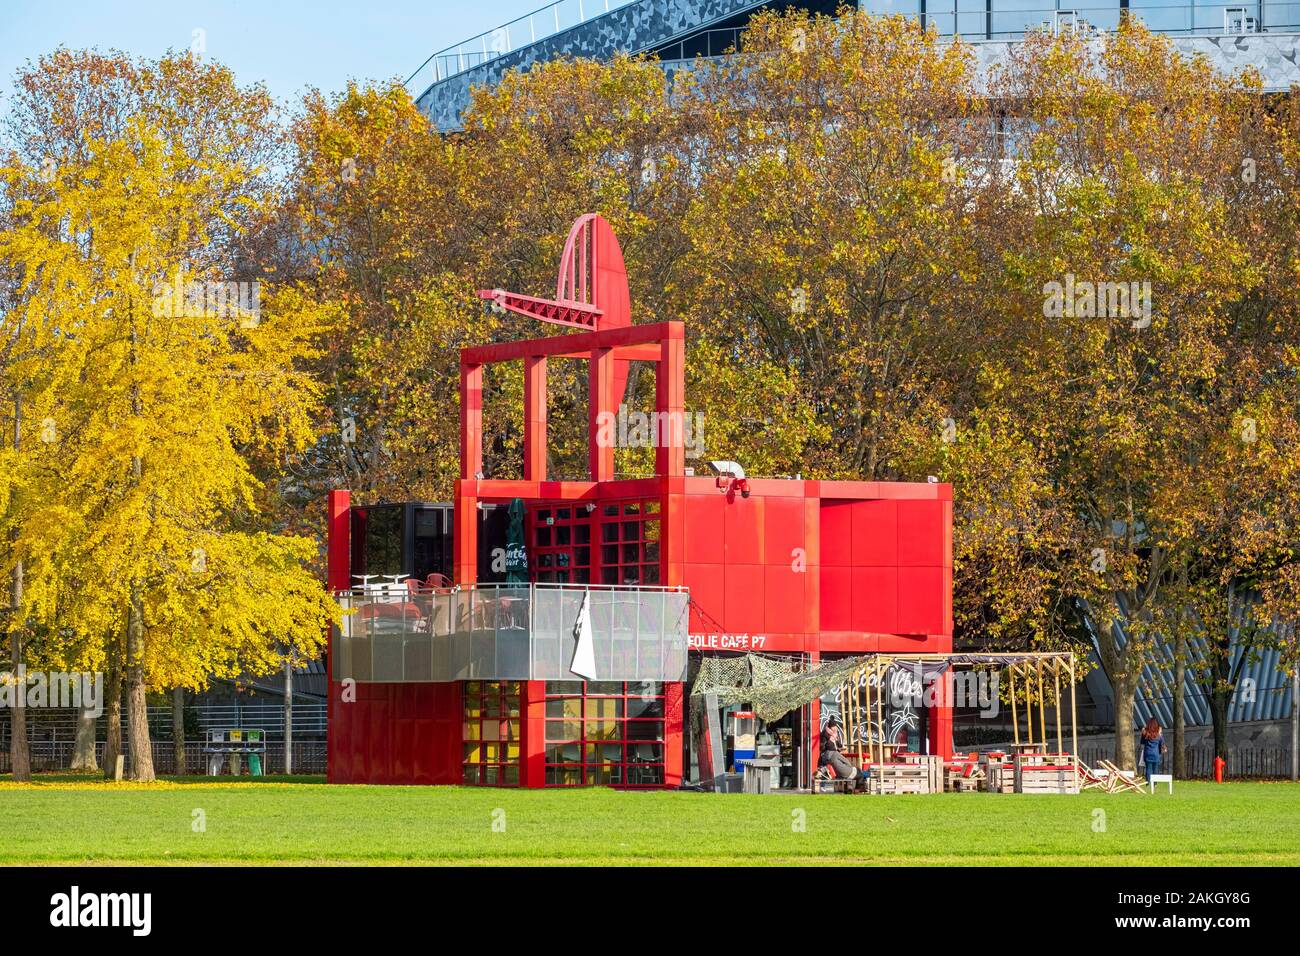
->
[945,762,986,792]
[1014,756,1081,794]
[984,763,1015,793]
[871,763,933,795]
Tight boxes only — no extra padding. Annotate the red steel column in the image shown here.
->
[655,328,686,478]
[326,489,351,783]
[461,361,483,480]
[928,669,954,760]
[664,681,684,787]
[808,650,821,781]
[588,346,615,481]
[326,489,352,592]
[524,355,547,481]
[453,480,478,586]
[521,679,547,788]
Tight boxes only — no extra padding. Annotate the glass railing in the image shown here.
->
[333,582,690,683]
[406,0,638,96]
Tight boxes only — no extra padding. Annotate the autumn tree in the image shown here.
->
[984,23,1280,768]
[0,50,338,780]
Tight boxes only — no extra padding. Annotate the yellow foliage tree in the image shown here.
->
[0,52,339,781]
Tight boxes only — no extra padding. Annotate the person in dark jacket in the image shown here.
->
[1139,718,1166,782]
[819,715,870,785]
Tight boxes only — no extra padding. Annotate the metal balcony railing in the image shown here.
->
[886,3,1300,42]
[334,582,690,683]
[406,0,638,96]
[653,6,1300,59]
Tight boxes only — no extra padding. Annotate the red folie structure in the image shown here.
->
[327,214,953,788]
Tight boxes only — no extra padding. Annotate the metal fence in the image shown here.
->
[1080,745,1296,778]
[0,703,327,745]
[0,741,326,775]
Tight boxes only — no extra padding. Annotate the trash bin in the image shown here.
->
[248,752,263,776]
[742,758,778,794]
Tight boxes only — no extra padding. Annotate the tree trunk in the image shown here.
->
[7,396,30,781]
[172,686,185,775]
[124,590,154,781]
[70,708,98,771]
[7,622,30,781]
[1112,667,1138,771]
[1095,607,1138,772]
[1210,687,1230,762]
[1291,668,1298,783]
[102,630,123,779]
[283,657,294,775]
[1173,629,1186,778]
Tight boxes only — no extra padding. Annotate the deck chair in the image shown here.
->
[1099,759,1147,794]
[1076,760,1111,792]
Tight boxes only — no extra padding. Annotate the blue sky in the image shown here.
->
[0,1,543,106]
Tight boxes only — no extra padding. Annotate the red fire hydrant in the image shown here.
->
[1213,756,1226,783]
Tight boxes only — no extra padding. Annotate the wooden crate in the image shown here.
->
[871,763,932,795]
[945,761,986,792]
[984,763,1015,793]
[1014,759,1080,795]
[919,755,944,793]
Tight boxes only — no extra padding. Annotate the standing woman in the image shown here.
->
[1140,718,1166,782]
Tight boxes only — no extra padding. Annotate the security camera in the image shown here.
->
[712,460,750,498]
[710,460,746,480]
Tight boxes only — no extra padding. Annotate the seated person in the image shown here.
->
[819,715,870,784]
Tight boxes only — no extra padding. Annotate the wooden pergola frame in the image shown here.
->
[830,651,1079,776]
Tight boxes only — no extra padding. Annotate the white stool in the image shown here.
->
[1149,773,1173,794]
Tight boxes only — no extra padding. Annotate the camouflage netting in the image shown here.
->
[690,653,877,724]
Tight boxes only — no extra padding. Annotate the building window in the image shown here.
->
[532,505,592,584]
[531,499,660,586]
[463,680,521,786]
[544,681,665,787]
[598,500,660,586]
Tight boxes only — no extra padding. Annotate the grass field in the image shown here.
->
[1,775,1297,865]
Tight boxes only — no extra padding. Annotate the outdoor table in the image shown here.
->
[1009,742,1046,755]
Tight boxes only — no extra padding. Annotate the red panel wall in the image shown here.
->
[681,479,952,657]
[819,497,951,651]
[327,681,463,785]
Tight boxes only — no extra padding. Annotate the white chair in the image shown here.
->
[1149,773,1173,794]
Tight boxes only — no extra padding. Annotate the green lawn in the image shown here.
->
[1,775,1296,865]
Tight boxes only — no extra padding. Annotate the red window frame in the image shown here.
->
[530,498,660,587]
[462,680,522,786]
[543,681,666,788]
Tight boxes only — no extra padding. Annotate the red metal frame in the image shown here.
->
[328,214,954,788]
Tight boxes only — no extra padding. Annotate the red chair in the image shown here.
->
[408,573,454,593]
